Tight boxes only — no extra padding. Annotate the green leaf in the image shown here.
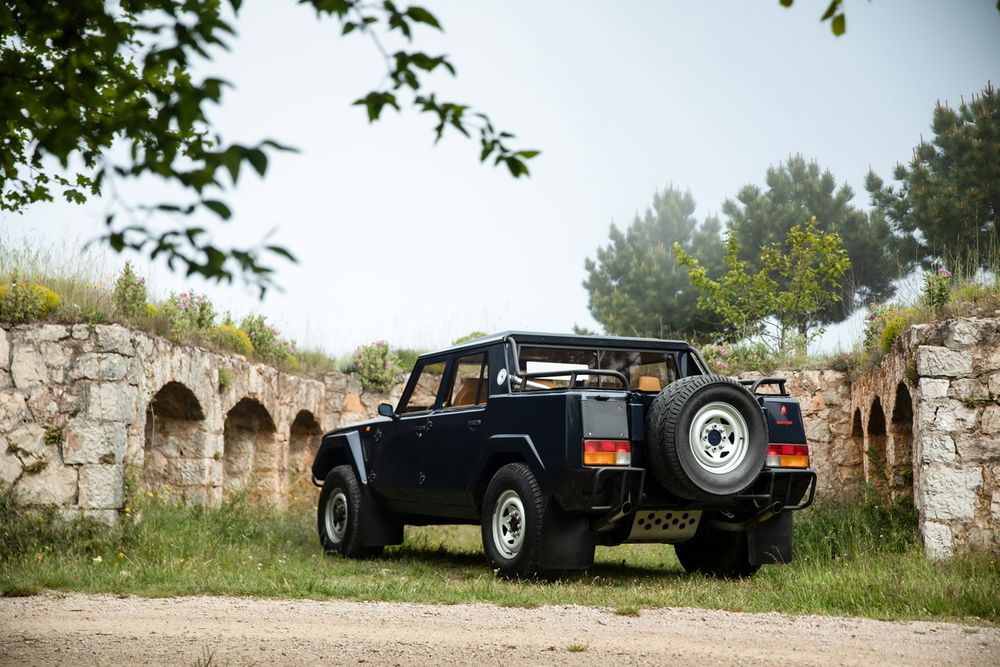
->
[246,148,267,176]
[203,199,232,220]
[406,6,442,29]
[831,14,845,36]
[821,0,841,21]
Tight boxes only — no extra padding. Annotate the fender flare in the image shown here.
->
[311,431,368,485]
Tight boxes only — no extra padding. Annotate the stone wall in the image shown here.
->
[3,320,997,559]
[0,324,400,522]
[850,318,1000,559]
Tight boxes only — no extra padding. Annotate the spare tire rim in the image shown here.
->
[325,489,348,543]
[688,401,749,475]
[492,489,525,559]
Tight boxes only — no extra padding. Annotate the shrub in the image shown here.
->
[452,330,487,345]
[923,266,951,315]
[210,324,254,356]
[394,347,425,373]
[354,340,399,393]
[239,314,296,368]
[878,310,910,355]
[158,289,216,337]
[112,261,147,320]
[0,274,61,323]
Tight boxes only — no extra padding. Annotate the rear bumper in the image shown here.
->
[550,466,816,515]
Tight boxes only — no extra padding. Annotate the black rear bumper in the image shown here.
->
[551,466,816,516]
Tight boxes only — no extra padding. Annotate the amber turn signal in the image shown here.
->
[583,439,631,466]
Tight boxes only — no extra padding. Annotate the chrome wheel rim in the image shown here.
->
[688,401,749,475]
[324,488,348,543]
[492,490,525,559]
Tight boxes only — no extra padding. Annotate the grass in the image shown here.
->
[1,485,997,625]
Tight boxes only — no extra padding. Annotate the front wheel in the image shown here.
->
[317,465,383,559]
[674,519,759,579]
[481,463,546,578]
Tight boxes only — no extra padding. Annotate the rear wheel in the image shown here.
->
[674,519,759,579]
[317,465,383,559]
[481,463,546,578]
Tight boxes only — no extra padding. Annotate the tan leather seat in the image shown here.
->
[453,377,487,406]
[637,375,661,392]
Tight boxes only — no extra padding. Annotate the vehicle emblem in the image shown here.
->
[496,368,508,385]
[780,405,788,416]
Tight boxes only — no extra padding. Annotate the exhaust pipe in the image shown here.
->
[593,496,633,532]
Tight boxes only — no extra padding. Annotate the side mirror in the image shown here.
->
[377,403,396,419]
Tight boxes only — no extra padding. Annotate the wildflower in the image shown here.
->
[117,551,126,559]
[146,490,154,497]
[92,555,103,564]
[124,506,131,514]
[937,266,952,278]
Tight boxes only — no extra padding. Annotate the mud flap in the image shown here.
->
[358,486,404,548]
[539,505,596,569]
[748,511,793,565]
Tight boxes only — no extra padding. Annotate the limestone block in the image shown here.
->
[0,445,22,485]
[921,522,954,560]
[989,372,1000,398]
[71,325,90,341]
[0,327,9,370]
[6,423,47,461]
[983,406,1000,436]
[94,325,134,356]
[948,378,988,402]
[942,318,982,350]
[920,465,981,521]
[919,434,956,464]
[70,353,129,382]
[956,437,1000,463]
[21,324,69,343]
[918,378,949,400]
[10,345,47,388]
[804,418,831,444]
[992,490,1000,522]
[0,391,29,432]
[78,464,124,509]
[15,460,77,506]
[176,458,214,487]
[919,400,978,432]
[126,358,144,385]
[38,341,72,380]
[63,418,128,465]
[917,346,972,377]
[85,382,139,422]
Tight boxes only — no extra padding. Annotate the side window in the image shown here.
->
[398,360,446,414]
[443,353,489,409]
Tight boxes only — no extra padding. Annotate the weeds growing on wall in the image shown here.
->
[1,485,996,623]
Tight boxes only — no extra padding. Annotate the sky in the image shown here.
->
[4,0,1000,355]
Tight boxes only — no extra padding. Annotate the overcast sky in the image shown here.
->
[4,0,999,354]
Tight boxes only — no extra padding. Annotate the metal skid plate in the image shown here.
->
[624,509,702,544]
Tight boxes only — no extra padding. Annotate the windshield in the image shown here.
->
[514,345,680,392]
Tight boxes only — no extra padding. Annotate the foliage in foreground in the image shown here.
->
[1,486,996,624]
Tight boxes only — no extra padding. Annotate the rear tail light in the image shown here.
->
[767,443,809,468]
[583,439,631,466]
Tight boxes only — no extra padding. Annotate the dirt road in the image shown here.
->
[1,593,997,666]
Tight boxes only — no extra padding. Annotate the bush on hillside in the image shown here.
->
[354,340,399,393]
[0,275,61,323]
[210,324,254,357]
[112,261,147,320]
[239,314,296,368]
[159,290,216,337]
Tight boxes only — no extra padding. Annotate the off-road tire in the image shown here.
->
[317,465,383,559]
[646,374,767,501]
[674,520,760,579]
[481,463,547,579]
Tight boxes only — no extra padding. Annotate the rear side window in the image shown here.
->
[515,346,679,392]
[442,352,489,409]
[398,360,446,413]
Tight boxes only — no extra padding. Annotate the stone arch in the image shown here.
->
[223,397,278,500]
[866,397,888,493]
[144,381,207,496]
[287,410,323,491]
[890,383,914,497]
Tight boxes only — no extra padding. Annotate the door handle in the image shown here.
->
[467,419,482,430]
[416,424,429,435]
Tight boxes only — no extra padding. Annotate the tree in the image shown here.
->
[723,155,906,324]
[866,82,1000,270]
[0,1,537,293]
[583,185,725,340]
[674,217,851,350]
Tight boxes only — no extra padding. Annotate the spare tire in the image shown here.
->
[646,374,767,501]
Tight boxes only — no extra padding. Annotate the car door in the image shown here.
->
[418,350,490,517]
[371,357,446,512]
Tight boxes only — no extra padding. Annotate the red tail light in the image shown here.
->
[767,443,809,468]
[583,439,631,466]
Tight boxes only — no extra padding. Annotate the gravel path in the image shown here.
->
[1,593,997,666]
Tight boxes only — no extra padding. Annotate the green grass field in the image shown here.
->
[1,486,997,624]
